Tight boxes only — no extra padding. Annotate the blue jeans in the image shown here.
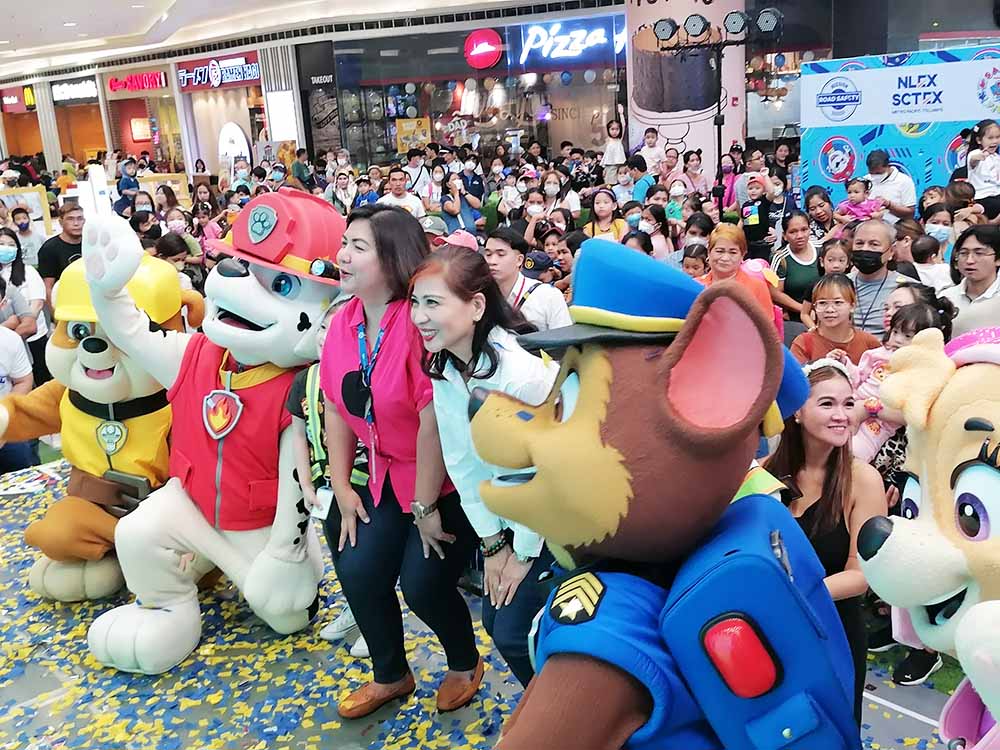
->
[481,547,555,687]
[0,440,39,474]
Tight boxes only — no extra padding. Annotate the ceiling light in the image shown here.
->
[0,41,10,45]
[683,14,711,38]
[724,11,750,35]
[78,33,89,37]
[63,21,78,27]
[131,3,145,6]
[652,19,679,42]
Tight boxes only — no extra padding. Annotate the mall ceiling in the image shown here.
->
[0,0,519,79]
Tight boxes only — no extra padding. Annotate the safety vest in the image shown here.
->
[304,363,369,488]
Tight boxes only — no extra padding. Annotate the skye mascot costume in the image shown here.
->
[82,190,342,674]
[859,328,1000,750]
[468,240,859,749]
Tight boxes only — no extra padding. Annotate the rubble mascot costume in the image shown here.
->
[467,240,859,749]
[0,256,203,602]
[859,327,1000,750]
[81,190,343,674]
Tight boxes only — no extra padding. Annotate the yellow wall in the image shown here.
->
[2,111,42,157]
[55,103,106,164]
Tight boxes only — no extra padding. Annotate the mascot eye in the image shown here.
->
[900,474,921,520]
[954,464,1000,542]
[270,273,302,299]
[69,321,92,341]
[553,371,580,423]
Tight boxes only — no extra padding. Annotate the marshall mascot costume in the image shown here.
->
[82,190,342,674]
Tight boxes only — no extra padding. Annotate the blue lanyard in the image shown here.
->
[357,323,386,390]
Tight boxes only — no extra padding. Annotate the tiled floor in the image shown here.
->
[0,463,948,749]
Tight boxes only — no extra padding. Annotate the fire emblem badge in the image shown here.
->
[202,389,244,440]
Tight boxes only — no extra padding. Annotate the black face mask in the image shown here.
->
[143,225,162,240]
[852,250,885,275]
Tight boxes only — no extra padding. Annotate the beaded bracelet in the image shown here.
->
[480,536,509,558]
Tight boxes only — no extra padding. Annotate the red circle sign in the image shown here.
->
[464,29,503,70]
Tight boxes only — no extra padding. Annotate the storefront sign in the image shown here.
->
[436,114,475,146]
[51,77,99,104]
[0,86,34,113]
[108,70,168,94]
[297,41,337,89]
[464,29,504,70]
[177,51,261,92]
[506,17,626,70]
[396,117,432,153]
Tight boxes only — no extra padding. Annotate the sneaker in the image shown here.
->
[892,650,943,686]
[867,627,897,653]
[319,607,359,642]
[350,634,370,658]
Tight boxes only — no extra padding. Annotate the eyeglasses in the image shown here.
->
[814,299,849,311]
[955,249,997,260]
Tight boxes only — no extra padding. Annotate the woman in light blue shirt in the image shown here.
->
[410,243,558,687]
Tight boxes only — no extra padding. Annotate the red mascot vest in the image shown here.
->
[167,334,297,531]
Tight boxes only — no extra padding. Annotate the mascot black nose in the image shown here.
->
[468,387,489,421]
[217,257,250,278]
[81,337,108,354]
[858,516,894,561]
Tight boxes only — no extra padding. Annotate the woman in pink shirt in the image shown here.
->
[320,204,482,719]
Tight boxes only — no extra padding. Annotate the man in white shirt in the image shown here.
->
[0,323,35,472]
[484,227,572,332]
[942,232,1000,338]
[864,149,916,225]
[402,148,430,197]
[376,167,426,218]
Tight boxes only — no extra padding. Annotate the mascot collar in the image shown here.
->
[68,390,169,421]
[218,350,289,390]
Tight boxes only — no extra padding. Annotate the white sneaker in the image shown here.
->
[319,606,359,642]
[350,634,370,658]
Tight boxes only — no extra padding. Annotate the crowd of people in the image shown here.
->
[0,113,998,736]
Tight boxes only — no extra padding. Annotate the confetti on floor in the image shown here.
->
[0,463,949,749]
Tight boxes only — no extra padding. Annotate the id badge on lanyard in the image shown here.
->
[358,323,385,484]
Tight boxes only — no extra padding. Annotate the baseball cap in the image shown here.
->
[746,171,768,187]
[420,215,448,237]
[441,229,479,251]
[2,169,19,180]
[534,222,564,243]
[522,251,554,279]
[519,166,539,180]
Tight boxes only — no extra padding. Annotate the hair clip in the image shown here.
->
[802,357,851,380]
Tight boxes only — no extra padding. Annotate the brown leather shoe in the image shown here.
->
[338,673,416,719]
[437,657,485,712]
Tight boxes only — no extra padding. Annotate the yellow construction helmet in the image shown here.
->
[54,256,183,325]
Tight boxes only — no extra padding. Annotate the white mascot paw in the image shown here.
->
[956,600,1000,720]
[28,555,124,601]
[243,551,318,634]
[88,597,202,674]
[81,215,145,295]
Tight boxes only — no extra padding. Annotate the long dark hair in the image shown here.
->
[766,365,854,535]
[0,228,26,287]
[347,204,429,301]
[410,244,533,381]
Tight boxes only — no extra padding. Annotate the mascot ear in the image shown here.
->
[181,290,206,329]
[883,328,954,431]
[661,282,783,452]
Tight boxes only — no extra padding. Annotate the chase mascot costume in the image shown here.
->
[468,240,859,749]
[0,256,202,602]
[859,327,1000,750]
[81,190,342,674]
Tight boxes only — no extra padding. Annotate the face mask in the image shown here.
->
[638,220,655,233]
[686,235,708,247]
[544,184,560,197]
[236,169,248,179]
[669,185,686,198]
[852,250,886,275]
[432,172,444,183]
[172,260,186,271]
[271,171,285,181]
[617,174,632,186]
[238,196,250,207]
[516,181,528,193]
[552,221,566,232]
[143,225,162,240]
[722,164,734,174]
[416,158,425,168]
[15,221,29,231]
[492,165,504,175]
[925,223,951,243]
[167,219,187,235]
[626,213,641,228]
[135,204,153,212]
[0,247,16,265]
[526,204,545,217]
[337,158,348,166]
[464,160,476,172]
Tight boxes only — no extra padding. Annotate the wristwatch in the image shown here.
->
[411,500,439,520]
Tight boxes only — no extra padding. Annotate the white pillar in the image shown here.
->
[95,76,114,158]
[170,62,198,181]
[0,113,8,159]
[33,82,63,172]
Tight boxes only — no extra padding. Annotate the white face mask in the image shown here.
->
[638,220,655,233]
[432,172,445,183]
[924,223,951,243]
[686,235,708,247]
[337,158,348,166]
[552,221,566,232]
[669,185,686,198]
[526,204,546,217]
[544,184,560,197]
[516,181,528,192]
[617,174,632,186]
[464,160,476,172]
[492,165,504,175]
